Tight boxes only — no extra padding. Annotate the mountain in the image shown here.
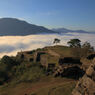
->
[0,18,56,36]
[52,28,95,34]
[0,18,94,36]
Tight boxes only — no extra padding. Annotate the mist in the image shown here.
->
[0,33,95,58]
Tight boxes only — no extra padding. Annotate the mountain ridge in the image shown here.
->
[52,28,95,34]
[0,18,56,36]
[0,18,94,36]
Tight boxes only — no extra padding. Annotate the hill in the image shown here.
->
[0,45,95,95]
[0,18,56,36]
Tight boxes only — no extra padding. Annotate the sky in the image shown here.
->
[0,0,95,31]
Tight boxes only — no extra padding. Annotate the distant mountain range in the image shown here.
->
[52,28,95,34]
[0,18,94,36]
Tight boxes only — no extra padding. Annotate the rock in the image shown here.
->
[61,66,84,79]
[81,58,92,71]
[72,58,95,95]
[72,90,82,95]
[86,64,94,77]
[87,54,95,60]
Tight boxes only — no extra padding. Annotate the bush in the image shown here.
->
[1,55,19,69]
[81,41,94,57]
[13,62,46,83]
[0,56,20,84]
[0,62,9,84]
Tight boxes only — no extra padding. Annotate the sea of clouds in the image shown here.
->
[0,33,95,58]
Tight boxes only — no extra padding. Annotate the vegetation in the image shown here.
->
[53,38,60,45]
[82,41,94,54]
[15,63,46,83]
[0,56,46,85]
[0,56,19,85]
[67,39,94,58]
[67,39,81,48]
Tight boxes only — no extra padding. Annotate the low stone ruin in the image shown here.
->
[34,51,46,62]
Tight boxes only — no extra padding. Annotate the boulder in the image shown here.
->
[86,64,94,77]
[72,58,95,95]
[81,58,92,71]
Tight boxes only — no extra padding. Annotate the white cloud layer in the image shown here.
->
[0,33,95,58]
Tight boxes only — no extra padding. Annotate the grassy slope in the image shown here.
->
[45,45,73,57]
[0,77,76,95]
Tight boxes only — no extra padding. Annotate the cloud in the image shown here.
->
[0,45,15,53]
[35,11,59,16]
[0,33,95,58]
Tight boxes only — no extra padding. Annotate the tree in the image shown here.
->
[81,41,94,57]
[67,39,81,48]
[0,55,19,70]
[82,41,94,51]
[53,38,60,45]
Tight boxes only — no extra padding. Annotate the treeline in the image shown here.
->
[53,38,94,58]
[67,39,94,58]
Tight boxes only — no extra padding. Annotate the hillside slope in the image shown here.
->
[0,77,76,95]
[0,18,56,36]
[0,45,94,95]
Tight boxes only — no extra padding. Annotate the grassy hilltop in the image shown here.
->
[0,39,94,95]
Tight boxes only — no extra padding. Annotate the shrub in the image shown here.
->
[13,62,46,83]
[0,62,9,84]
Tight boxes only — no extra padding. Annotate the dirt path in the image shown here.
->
[0,78,76,95]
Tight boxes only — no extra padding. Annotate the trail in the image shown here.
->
[0,78,76,95]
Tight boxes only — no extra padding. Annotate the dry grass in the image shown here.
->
[0,77,76,95]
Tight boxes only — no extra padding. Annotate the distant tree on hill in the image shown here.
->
[53,38,60,45]
[81,41,94,57]
[82,41,94,52]
[67,39,81,48]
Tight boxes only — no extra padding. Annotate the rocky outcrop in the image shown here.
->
[87,54,95,60]
[72,58,95,95]
[81,58,92,71]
